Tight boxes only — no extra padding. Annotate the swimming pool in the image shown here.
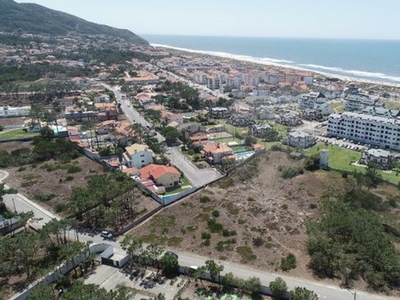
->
[235,151,255,160]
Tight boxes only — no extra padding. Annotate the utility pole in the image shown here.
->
[12,197,17,213]
[353,291,357,300]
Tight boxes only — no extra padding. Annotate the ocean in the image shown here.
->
[143,35,400,84]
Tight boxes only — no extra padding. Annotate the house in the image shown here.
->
[298,92,331,116]
[123,144,154,169]
[135,93,155,109]
[249,124,272,137]
[176,122,206,140]
[201,143,234,164]
[228,114,255,127]
[121,166,141,178]
[140,164,181,188]
[210,107,231,119]
[161,111,184,125]
[285,131,316,149]
[359,148,395,170]
[94,94,110,103]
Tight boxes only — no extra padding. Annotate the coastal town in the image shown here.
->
[2,27,400,300]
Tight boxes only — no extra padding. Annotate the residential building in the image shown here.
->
[201,143,234,164]
[327,112,400,151]
[176,122,206,140]
[359,148,395,170]
[249,124,272,137]
[207,74,222,90]
[124,144,154,169]
[140,164,181,188]
[210,107,231,119]
[298,92,332,116]
[343,93,380,111]
[285,131,316,149]
[0,105,31,118]
[228,114,255,127]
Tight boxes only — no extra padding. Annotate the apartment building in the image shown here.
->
[328,112,400,151]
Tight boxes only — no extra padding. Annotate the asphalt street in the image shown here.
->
[107,84,223,187]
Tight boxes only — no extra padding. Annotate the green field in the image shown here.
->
[0,128,38,140]
[307,143,362,172]
[329,102,344,113]
[306,143,400,185]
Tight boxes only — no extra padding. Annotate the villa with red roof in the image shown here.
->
[201,143,234,164]
[140,164,181,188]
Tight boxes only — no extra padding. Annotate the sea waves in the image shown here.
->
[152,43,400,84]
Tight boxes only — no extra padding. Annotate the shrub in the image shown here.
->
[67,165,82,174]
[201,231,211,240]
[211,210,220,218]
[33,193,57,202]
[65,176,74,181]
[222,229,237,237]
[279,165,303,179]
[281,253,297,271]
[54,203,67,213]
[252,236,264,247]
[207,218,223,233]
[236,246,257,262]
[199,196,211,203]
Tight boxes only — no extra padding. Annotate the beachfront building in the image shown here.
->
[327,112,400,151]
[285,131,316,149]
[298,92,332,116]
[207,73,222,90]
[359,148,396,170]
[343,93,380,112]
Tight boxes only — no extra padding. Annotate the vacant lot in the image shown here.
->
[129,150,400,284]
[1,141,159,218]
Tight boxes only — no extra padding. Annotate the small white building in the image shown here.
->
[285,131,316,149]
[123,144,154,169]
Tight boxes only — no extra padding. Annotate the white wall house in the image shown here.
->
[285,131,316,149]
[0,105,31,118]
[123,144,154,169]
[328,112,400,151]
[298,92,332,116]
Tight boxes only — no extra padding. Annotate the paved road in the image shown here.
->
[0,170,396,300]
[105,84,223,187]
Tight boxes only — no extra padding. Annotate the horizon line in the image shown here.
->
[140,33,400,42]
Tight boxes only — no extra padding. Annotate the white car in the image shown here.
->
[101,231,113,239]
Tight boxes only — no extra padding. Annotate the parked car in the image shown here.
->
[101,231,113,240]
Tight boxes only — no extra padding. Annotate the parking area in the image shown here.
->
[316,136,367,152]
[84,265,188,299]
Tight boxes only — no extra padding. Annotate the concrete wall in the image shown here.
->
[9,243,112,300]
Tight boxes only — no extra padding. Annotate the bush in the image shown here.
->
[269,277,288,298]
[199,196,211,203]
[211,210,220,218]
[252,236,264,247]
[65,176,74,181]
[281,253,297,271]
[67,165,82,174]
[201,231,211,240]
[279,165,303,179]
[54,203,67,213]
[222,229,237,237]
[33,193,57,202]
[207,218,223,233]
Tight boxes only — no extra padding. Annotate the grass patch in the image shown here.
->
[0,129,39,140]
[236,246,257,262]
[141,234,182,247]
[329,102,344,113]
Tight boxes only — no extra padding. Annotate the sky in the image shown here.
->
[16,0,400,40]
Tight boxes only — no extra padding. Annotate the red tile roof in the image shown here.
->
[140,164,180,180]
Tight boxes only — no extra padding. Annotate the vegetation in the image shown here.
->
[28,281,134,300]
[269,277,288,299]
[280,253,297,271]
[307,198,400,291]
[68,172,140,231]
[0,219,84,294]
[0,0,147,44]
[155,80,202,111]
[290,287,319,300]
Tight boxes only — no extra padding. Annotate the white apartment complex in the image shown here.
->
[328,112,400,151]
[0,105,31,118]
[285,131,316,149]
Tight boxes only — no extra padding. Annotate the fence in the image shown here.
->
[9,243,112,300]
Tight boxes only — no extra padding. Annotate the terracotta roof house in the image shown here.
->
[140,164,181,188]
[201,143,234,164]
